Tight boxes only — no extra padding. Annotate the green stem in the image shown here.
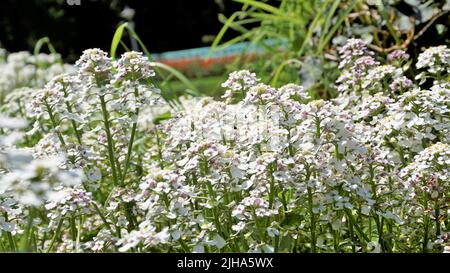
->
[70,216,77,250]
[99,95,120,186]
[422,193,430,253]
[6,231,16,252]
[348,218,356,253]
[92,203,117,237]
[423,215,430,253]
[121,85,141,185]
[206,181,223,236]
[268,164,276,208]
[0,236,6,252]
[377,3,400,45]
[345,209,370,245]
[62,86,82,144]
[315,116,321,140]
[47,217,64,253]
[368,164,386,252]
[45,101,66,147]
[121,117,138,185]
[76,214,82,252]
[22,208,35,252]
[330,224,339,253]
[435,201,440,238]
[307,187,316,253]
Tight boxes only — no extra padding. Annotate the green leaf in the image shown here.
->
[151,62,201,96]
[281,212,303,226]
[110,23,197,105]
[153,111,172,125]
[233,0,282,16]
[319,0,341,47]
[211,12,243,51]
[279,235,293,252]
[297,0,330,57]
[110,22,128,59]
[317,0,358,54]
[34,37,57,55]
[247,12,305,26]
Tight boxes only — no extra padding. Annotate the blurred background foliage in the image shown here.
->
[0,0,242,62]
[212,0,450,99]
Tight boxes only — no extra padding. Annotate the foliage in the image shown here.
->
[212,0,450,98]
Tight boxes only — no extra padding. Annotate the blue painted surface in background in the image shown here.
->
[151,39,286,60]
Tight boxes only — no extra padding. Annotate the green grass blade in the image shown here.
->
[317,0,358,54]
[271,59,303,87]
[319,0,341,47]
[110,22,128,59]
[110,22,198,107]
[233,0,282,16]
[211,12,242,51]
[377,1,401,45]
[247,12,305,26]
[297,0,330,57]
[211,29,258,52]
[34,37,57,55]
[126,26,154,61]
[150,62,201,96]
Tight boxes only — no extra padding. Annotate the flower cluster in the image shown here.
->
[0,50,73,105]
[416,46,450,75]
[0,40,448,253]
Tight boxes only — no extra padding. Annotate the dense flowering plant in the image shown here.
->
[0,40,449,253]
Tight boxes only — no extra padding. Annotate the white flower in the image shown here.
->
[207,234,226,249]
[193,244,205,253]
[222,70,259,92]
[444,246,450,253]
[416,45,450,74]
[0,115,27,129]
[231,221,246,233]
[0,216,15,232]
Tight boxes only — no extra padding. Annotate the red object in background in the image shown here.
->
[158,53,258,75]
